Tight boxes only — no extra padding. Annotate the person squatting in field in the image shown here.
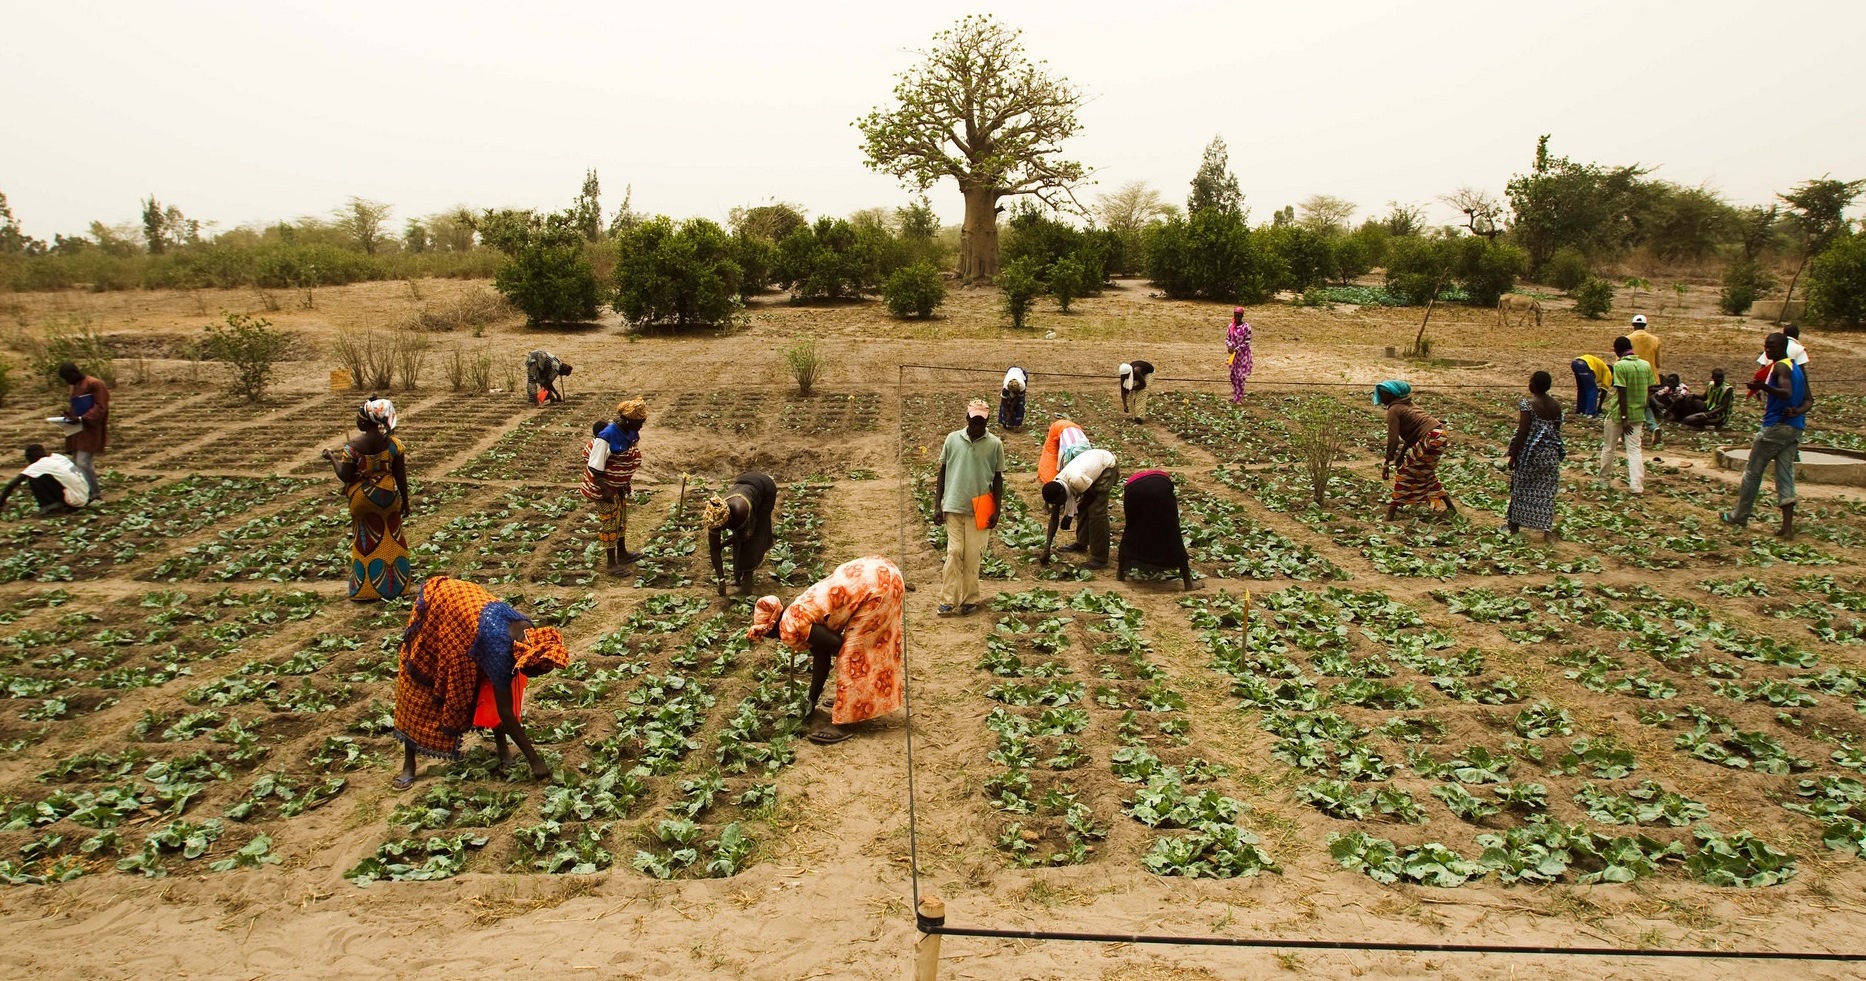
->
[0,444,91,516]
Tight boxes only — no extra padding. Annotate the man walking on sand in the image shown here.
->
[1599,337,1654,494]
[1724,332,1811,540]
[935,400,1003,616]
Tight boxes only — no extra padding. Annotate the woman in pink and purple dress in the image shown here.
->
[1225,307,1253,403]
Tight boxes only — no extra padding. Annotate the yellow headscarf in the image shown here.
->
[616,398,649,422]
[702,494,733,530]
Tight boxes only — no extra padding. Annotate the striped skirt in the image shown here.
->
[1391,429,1452,510]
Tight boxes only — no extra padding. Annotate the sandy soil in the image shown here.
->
[0,278,1861,980]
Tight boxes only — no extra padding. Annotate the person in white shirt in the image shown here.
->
[0,444,91,516]
[1040,447,1118,569]
[1756,324,1809,368]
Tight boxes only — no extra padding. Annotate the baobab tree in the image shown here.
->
[855,15,1089,282]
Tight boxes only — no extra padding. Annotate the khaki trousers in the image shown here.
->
[941,512,987,607]
[1128,388,1150,420]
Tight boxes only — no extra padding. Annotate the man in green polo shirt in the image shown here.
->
[1599,335,1655,494]
[935,399,1003,615]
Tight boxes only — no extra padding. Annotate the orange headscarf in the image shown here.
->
[747,595,783,641]
[513,625,570,677]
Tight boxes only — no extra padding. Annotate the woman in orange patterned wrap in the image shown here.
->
[748,556,905,745]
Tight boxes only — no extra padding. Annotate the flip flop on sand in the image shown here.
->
[808,726,853,745]
[391,773,415,791]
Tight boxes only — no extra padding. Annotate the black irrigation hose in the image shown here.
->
[913,923,1866,962]
[894,361,1866,965]
[897,363,1866,391]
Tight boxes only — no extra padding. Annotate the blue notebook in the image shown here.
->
[69,393,94,419]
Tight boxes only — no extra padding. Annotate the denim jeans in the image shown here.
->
[1730,424,1801,524]
[71,450,98,500]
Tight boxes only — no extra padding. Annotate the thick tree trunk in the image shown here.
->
[959,186,1002,283]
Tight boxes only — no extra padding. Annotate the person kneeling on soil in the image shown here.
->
[1041,446,1117,569]
[0,444,92,517]
[391,575,570,790]
[704,472,778,597]
[747,556,905,745]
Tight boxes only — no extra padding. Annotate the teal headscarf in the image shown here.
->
[1373,380,1412,406]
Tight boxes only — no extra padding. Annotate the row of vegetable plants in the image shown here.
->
[1180,586,1804,888]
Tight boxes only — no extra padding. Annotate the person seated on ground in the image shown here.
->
[0,444,91,517]
[1652,373,1689,417]
[524,350,573,405]
[1038,417,1089,486]
[1040,446,1118,570]
[998,367,1028,433]
[704,472,778,598]
[747,556,904,745]
[1118,360,1156,422]
[1683,369,1734,429]
[392,575,570,790]
[1117,469,1196,590]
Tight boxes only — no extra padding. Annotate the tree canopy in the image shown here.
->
[855,14,1088,281]
[1187,136,1244,217]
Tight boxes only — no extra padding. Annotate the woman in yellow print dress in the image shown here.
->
[324,398,411,601]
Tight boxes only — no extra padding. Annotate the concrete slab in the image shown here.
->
[1716,444,1866,485]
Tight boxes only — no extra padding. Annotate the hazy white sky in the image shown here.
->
[5,0,1863,239]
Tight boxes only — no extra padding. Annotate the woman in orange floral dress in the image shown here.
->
[747,555,904,744]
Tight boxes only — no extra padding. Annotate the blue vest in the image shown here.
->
[1762,360,1807,430]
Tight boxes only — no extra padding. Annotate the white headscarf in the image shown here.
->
[1118,363,1134,391]
[361,398,398,434]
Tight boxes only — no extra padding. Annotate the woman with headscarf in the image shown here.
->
[1375,380,1458,522]
[1503,371,1564,541]
[1119,360,1155,422]
[747,555,904,745]
[998,367,1029,432]
[1038,418,1089,486]
[705,472,778,597]
[391,575,570,789]
[1118,470,1194,590]
[323,398,410,601]
[1225,309,1253,404]
[584,399,647,572]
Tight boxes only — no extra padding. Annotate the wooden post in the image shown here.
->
[915,893,945,981]
[676,473,690,514]
[1241,589,1252,660]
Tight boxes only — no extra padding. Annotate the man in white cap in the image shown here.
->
[934,399,1003,615]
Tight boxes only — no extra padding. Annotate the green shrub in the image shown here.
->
[612,217,744,328]
[1383,238,1453,305]
[1144,210,1272,303]
[20,318,116,388]
[202,313,291,402]
[882,262,946,319]
[1719,259,1776,316]
[1331,233,1375,284]
[733,233,777,297]
[999,257,1044,329]
[1048,255,1090,313]
[1260,225,1334,293]
[1452,238,1527,308]
[1545,247,1591,291]
[1572,278,1615,319]
[1806,234,1866,328]
[774,217,879,302]
[0,358,12,405]
[1003,203,1106,288]
[478,209,603,326]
